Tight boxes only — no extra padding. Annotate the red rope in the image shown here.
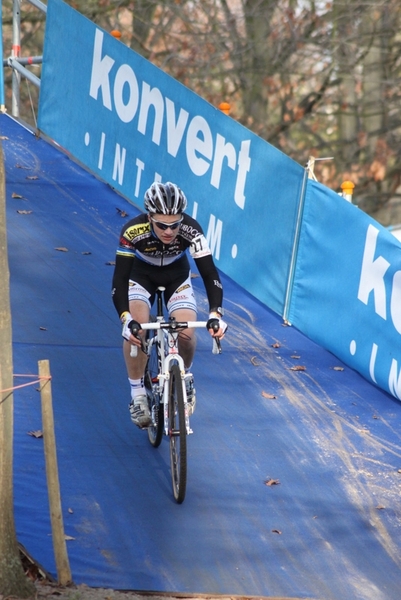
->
[0,374,52,394]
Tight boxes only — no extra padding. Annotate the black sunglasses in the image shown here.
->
[150,216,183,231]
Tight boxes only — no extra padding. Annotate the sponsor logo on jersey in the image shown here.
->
[124,222,150,242]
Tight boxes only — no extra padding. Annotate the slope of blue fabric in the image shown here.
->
[3,114,401,600]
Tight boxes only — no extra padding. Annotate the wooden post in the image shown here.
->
[38,360,72,586]
[0,138,35,598]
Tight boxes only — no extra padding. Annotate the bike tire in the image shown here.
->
[145,338,163,448]
[168,363,187,503]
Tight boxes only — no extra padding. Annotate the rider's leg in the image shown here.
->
[167,272,197,369]
[123,299,150,380]
[124,298,151,427]
[170,307,197,415]
[170,308,197,369]
[166,272,198,414]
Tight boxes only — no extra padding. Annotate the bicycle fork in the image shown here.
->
[161,353,193,436]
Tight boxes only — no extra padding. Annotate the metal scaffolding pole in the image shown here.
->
[0,1,5,111]
[12,0,21,117]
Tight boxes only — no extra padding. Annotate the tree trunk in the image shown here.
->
[361,6,384,155]
[333,0,358,164]
[129,0,159,58]
[0,142,35,597]
[241,0,276,130]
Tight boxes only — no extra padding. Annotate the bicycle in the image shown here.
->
[130,286,221,504]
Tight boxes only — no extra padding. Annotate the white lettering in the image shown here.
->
[235,140,251,209]
[134,159,145,197]
[369,342,378,383]
[98,131,106,170]
[166,98,189,158]
[389,358,401,399]
[89,30,114,109]
[186,116,213,176]
[211,134,236,189]
[138,82,164,145]
[206,214,222,260]
[113,64,139,123]
[113,144,126,184]
[357,225,390,319]
[89,29,252,204]
[390,270,401,334]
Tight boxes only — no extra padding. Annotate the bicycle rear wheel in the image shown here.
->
[168,363,187,503]
[145,338,163,448]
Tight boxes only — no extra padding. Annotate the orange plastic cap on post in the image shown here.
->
[340,181,355,195]
[111,30,122,40]
[219,102,231,115]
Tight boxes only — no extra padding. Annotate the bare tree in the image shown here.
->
[4,0,401,217]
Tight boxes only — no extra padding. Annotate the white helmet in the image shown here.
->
[144,182,188,214]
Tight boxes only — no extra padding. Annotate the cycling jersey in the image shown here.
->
[112,213,223,317]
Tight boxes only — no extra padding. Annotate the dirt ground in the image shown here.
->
[31,581,296,600]
[32,581,245,600]
[16,545,299,600]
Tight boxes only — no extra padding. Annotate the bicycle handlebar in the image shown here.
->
[130,320,222,355]
[138,321,207,331]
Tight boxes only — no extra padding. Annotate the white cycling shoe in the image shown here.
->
[129,395,151,428]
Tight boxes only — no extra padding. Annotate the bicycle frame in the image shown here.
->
[142,320,209,435]
[129,286,221,503]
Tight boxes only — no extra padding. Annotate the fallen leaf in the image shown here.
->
[376,505,385,510]
[55,247,68,252]
[116,207,128,217]
[64,535,75,541]
[39,326,47,331]
[271,342,280,348]
[17,210,32,214]
[290,365,306,371]
[105,261,116,266]
[291,355,300,359]
[82,251,92,255]
[27,430,43,438]
[12,192,24,199]
[251,356,260,366]
[26,175,39,180]
[333,366,344,371]
[16,164,31,169]
[265,478,280,486]
[262,391,276,399]
[0,135,9,140]
[68,508,74,514]
[272,529,282,534]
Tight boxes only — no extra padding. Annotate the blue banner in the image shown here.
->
[290,179,401,400]
[38,0,304,317]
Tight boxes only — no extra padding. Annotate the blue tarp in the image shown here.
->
[4,114,401,600]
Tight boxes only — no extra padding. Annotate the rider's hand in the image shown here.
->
[121,312,142,345]
[207,311,228,339]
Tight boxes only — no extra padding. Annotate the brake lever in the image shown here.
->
[129,326,147,357]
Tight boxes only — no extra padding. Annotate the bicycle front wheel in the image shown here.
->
[145,338,163,448]
[168,363,187,503]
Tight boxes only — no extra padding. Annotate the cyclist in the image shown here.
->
[112,181,227,428]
